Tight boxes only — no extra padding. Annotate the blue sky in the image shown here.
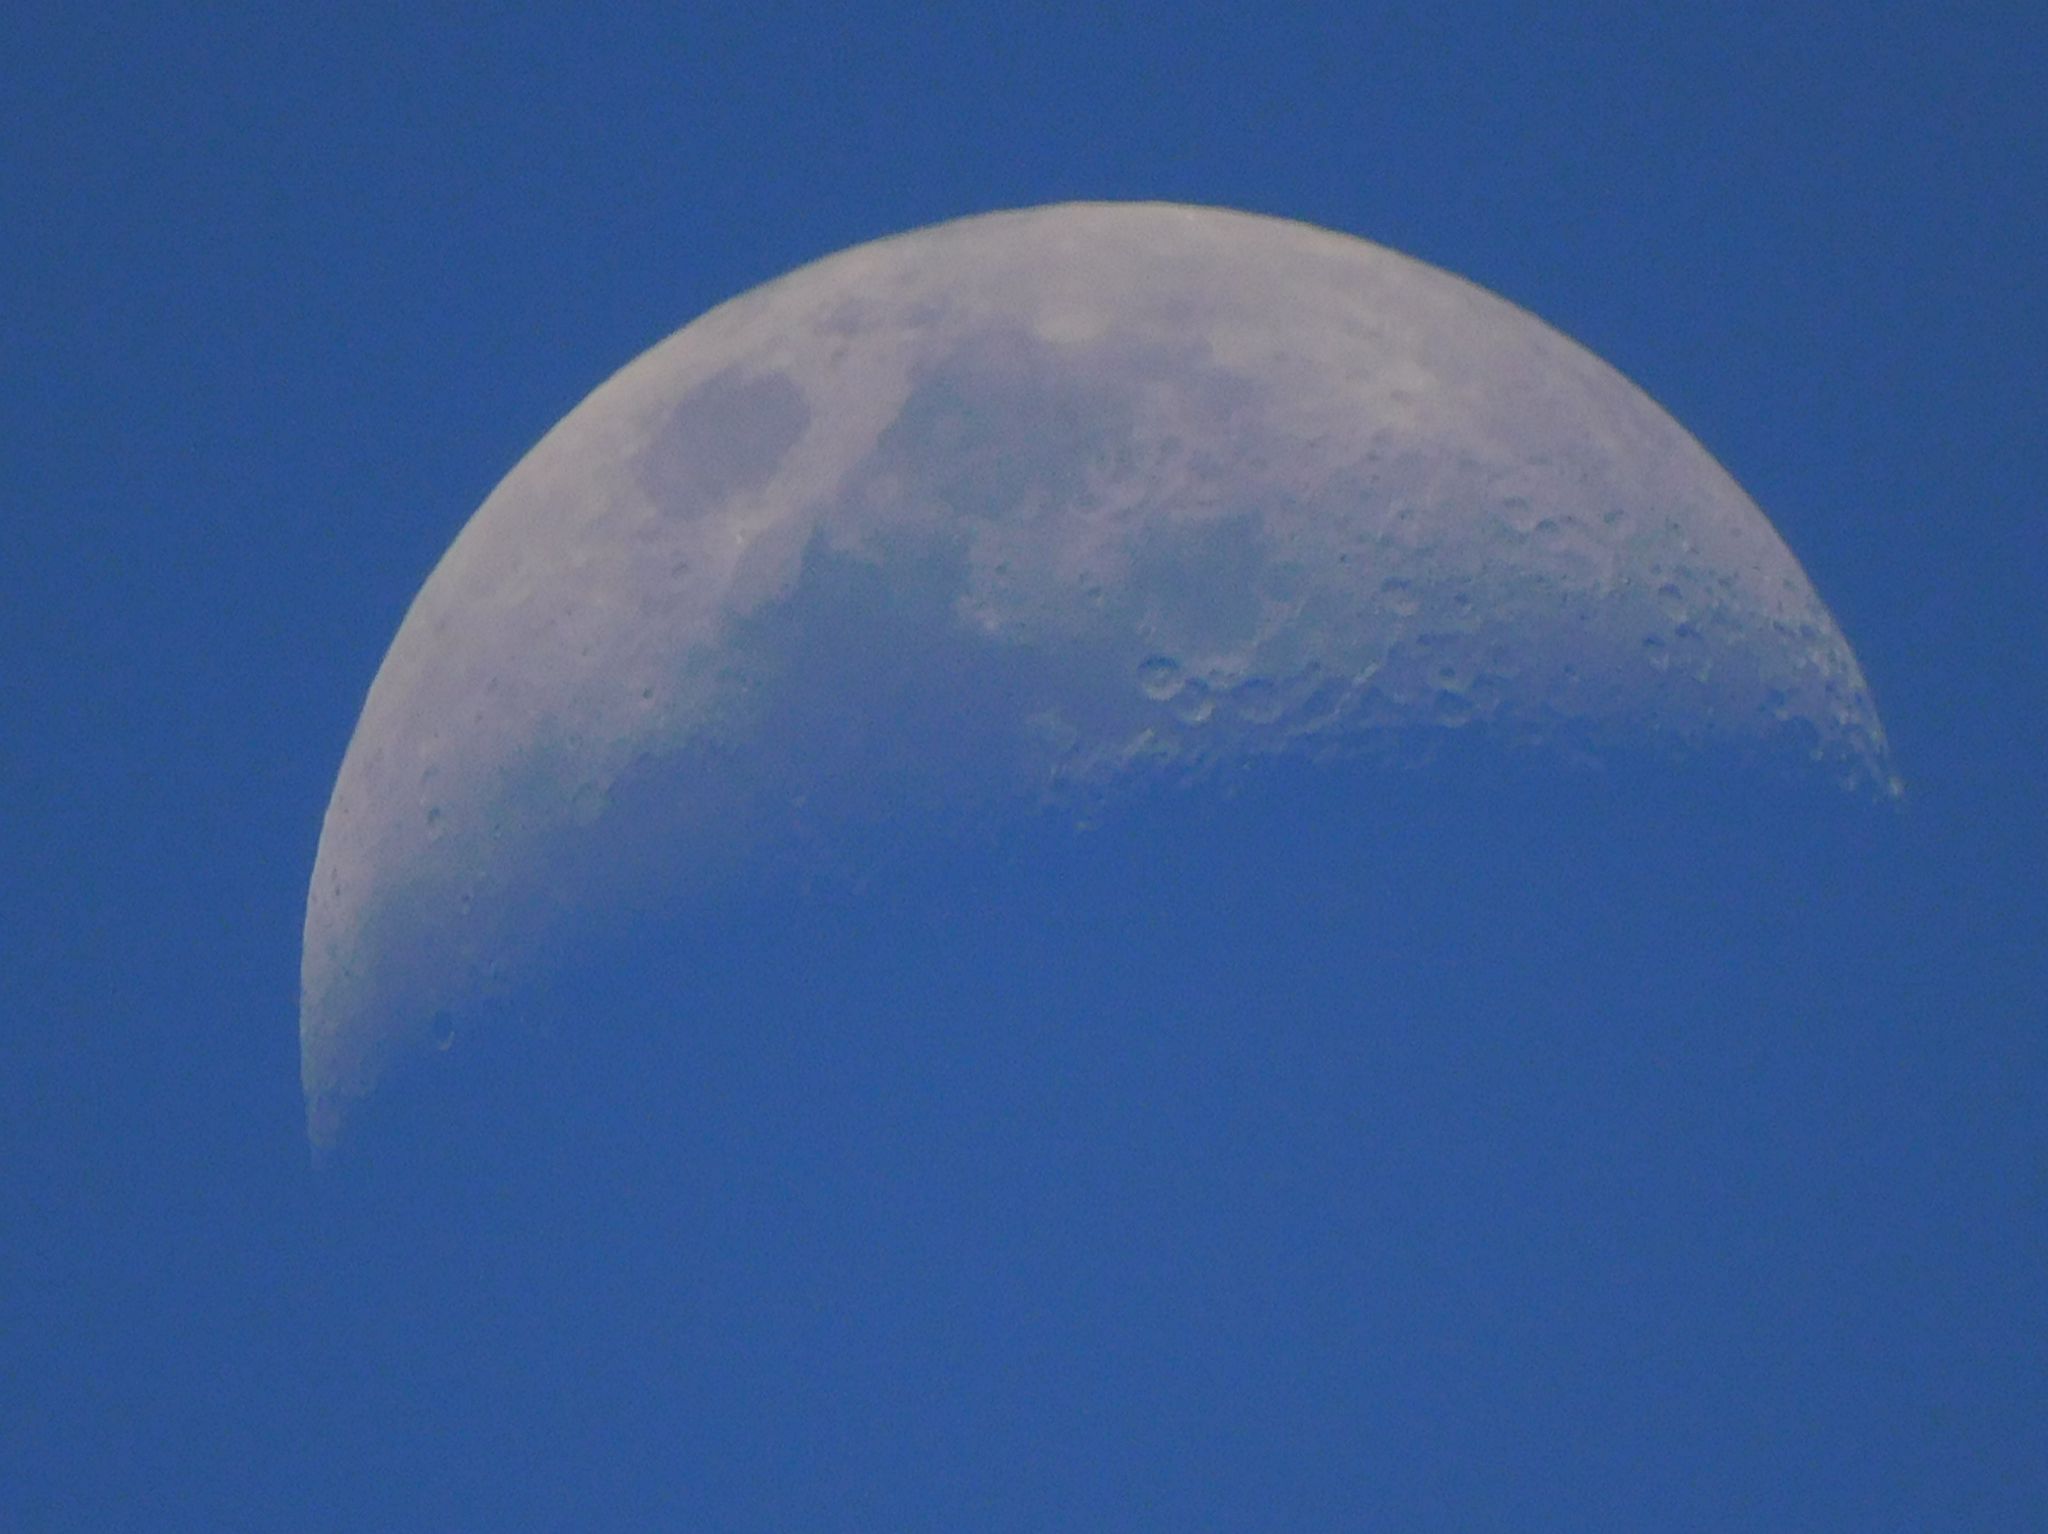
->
[4,4,2043,1528]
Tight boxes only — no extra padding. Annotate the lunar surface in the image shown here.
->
[302,201,1892,1147]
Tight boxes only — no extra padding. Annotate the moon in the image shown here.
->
[302,201,1892,1147]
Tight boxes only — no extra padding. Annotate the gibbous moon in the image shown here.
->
[302,202,1892,1146]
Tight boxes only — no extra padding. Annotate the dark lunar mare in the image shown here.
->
[312,763,1904,1526]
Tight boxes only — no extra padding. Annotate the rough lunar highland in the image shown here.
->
[302,202,1893,1146]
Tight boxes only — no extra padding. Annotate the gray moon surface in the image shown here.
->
[302,201,1893,1146]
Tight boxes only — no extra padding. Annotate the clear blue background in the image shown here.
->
[4,4,2043,1528]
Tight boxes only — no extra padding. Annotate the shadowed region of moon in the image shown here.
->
[302,201,1893,1150]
